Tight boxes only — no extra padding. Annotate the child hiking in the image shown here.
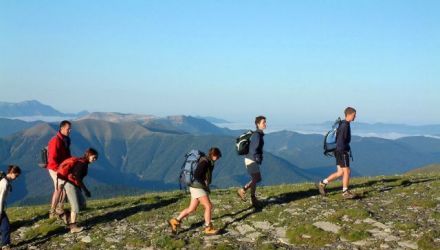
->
[317,107,357,199]
[237,116,266,207]
[55,148,98,233]
[169,147,222,235]
[0,165,21,250]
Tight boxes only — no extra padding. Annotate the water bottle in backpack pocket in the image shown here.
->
[179,150,205,189]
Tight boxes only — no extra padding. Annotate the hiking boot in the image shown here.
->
[237,188,247,201]
[342,190,356,199]
[55,206,65,215]
[168,218,181,234]
[69,223,84,233]
[49,209,57,219]
[204,223,219,235]
[316,181,327,196]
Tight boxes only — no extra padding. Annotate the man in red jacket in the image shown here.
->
[47,120,71,218]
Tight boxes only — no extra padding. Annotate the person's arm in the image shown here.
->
[250,132,262,163]
[248,132,260,153]
[0,180,8,215]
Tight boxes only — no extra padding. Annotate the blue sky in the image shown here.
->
[0,1,439,125]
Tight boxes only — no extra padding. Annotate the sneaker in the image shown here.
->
[168,218,181,234]
[204,223,219,235]
[316,181,327,196]
[69,223,84,233]
[342,190,356,199]
[237,188,247,201]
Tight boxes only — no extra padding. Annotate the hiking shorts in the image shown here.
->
[245,158,261,175]
[58,180,86,213]
[335,151,350,168]
[189,187,208,200]
[48,169,58,189]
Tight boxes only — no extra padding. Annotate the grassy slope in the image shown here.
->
[7,173,440,250]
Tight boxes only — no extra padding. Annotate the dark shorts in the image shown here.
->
[335,151,350,168]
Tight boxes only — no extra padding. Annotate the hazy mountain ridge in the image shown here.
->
[0,100,87,119]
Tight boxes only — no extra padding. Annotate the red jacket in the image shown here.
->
[47,132,71,171]
[57,157,89,188]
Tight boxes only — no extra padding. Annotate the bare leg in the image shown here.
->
[177,198,199,221]
[342,167,351,190]
[325,166,344,183]
[198,195,212,225]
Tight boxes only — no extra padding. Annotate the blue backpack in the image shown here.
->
[323,118,342,157]
[179,150,205,189]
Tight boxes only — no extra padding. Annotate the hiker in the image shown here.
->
[47,120,72,219]
[317,107,357,199]
[237,116,266,207]
[0,165,21,250]
[169,147,222,235]
[56,148,98,233]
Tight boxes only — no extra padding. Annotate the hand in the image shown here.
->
[83,189,91,198]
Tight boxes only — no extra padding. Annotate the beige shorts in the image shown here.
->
[189,187,208,200]
[245,158,261,175]
[48,169,58,189]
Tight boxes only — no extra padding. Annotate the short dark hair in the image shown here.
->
[208,147,222,158]
[344,107,356,116]
[59,120,71,129]
[7,165,21,175]
[83,148,99,160]
[255,116,266,127]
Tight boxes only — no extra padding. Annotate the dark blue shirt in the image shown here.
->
[336,120,351,152]
[246,129,265,164]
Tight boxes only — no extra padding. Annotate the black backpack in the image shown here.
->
[38,147,48,168]
[323,118,342,157]
[235,130,253,155]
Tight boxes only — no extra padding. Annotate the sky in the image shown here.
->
[0,0,439,126]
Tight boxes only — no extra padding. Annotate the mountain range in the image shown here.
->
[0,100,88,119]
[0,101,439,205]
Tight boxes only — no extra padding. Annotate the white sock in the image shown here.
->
[323,179,329,184]
[343,187,348,192]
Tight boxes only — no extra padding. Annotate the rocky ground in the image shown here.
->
[7,173,440,249]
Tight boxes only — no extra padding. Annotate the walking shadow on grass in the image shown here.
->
[177,206,259,235]
[265,176,438,204]
[85,195,182,228]
[13,195,182,249]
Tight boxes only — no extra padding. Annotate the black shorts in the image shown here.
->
[335,151,350,168]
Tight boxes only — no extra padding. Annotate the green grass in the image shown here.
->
[286,224,338,247]
[418,230,440,250]
[328,208,370,222]
[6,173,440,249]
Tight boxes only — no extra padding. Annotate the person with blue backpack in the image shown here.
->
[237,116,266,207]
[317,107,357,199]
[169,147,222,235]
